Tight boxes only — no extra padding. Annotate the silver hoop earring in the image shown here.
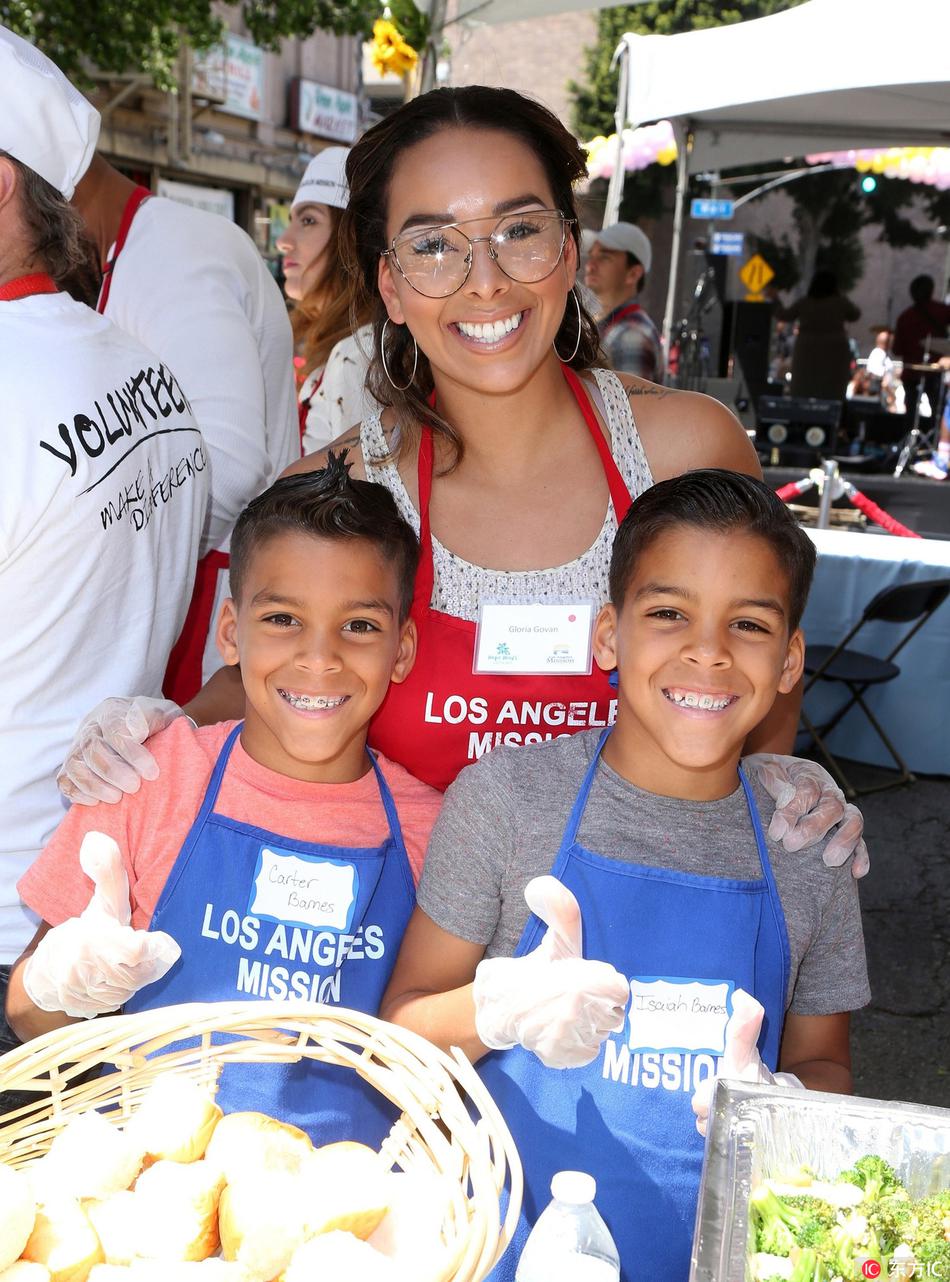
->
[554,287,583,364]
[381,317,419,392]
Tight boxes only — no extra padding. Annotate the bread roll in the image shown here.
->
[204,1115,311,1186]
[0,1163,36,1272]
[0,1263,50,1281]
[124,1081,222,1165]
[218,1174,307,1282]
[91,1266,245,1282]
[282,1232,403,1282]
[83,1195,138,1267]
[302,1146,390,1240]
[368,1170,454,1281]
[132,1161,222,1262]
[43,1114,142,1200]
[20,1199,104,1282]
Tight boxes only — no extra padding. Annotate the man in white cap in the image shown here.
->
[70,115,298,709]
[0,25,208,1065]
[584,222,664,383]
[276,147,378,454]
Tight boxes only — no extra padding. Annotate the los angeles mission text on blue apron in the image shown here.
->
[126,724,415,1146]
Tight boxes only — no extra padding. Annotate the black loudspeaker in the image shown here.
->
[756,395,843,466]
[720,302,772,404]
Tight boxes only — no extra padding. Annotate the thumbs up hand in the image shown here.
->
[22,832,181,1019]
[690,989,803,1137]
[473,876,630,1070]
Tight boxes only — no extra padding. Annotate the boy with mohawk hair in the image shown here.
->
[9,453,441,1145]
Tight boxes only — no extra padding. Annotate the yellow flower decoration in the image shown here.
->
[370,18,418,79]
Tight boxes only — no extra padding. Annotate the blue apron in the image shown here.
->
[480,728,790,1282]
[125,723,415,1147]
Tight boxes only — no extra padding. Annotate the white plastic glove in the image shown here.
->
[744,754,870,878]
[56,696,185,805]
[22,831,182,1018]
[690,989,803,1137]
[473,876,630,1070]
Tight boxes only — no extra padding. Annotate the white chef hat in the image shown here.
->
[292,147,350,211]
[0,25,100,199]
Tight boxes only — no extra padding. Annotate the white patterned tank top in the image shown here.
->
[358,367,654,622]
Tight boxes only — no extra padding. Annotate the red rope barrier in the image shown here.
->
[845,486,922,539]
[774,473,922,538]
[775,479,816,501]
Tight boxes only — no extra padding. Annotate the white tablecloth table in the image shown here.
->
[800,528,950,774]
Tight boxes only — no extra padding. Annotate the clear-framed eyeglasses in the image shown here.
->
[382,209,576,299]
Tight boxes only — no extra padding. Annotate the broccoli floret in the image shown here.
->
[782,1197,838,1248]
[825,1212,883,1280]
[912,1190,950,1246]
[839,1155,903,1203]
[788,1248,831,1282]
[914,1238,950,1274]
[867,1188,914,1254]
[751,1187,837,1258]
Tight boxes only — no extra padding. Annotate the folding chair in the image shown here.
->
[800,577,950,799]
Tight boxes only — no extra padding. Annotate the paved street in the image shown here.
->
[838,762,949,1110]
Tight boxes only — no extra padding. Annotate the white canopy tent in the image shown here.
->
[604,0,950,347]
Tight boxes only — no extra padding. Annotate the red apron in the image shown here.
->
[96,185,151,313]
[368,367,633,792]
[297,371,324,451]
[96,187,223,707]
[0,273,58,302]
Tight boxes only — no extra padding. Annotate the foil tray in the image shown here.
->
[689,1081,950,1282]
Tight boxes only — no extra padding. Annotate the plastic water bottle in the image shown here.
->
[515,1170,621,1282]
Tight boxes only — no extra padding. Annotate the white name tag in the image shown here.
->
[627,977,734,1056]
[249,847,358,933]
[473,600,595,676]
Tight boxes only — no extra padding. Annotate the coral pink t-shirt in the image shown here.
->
[18,720,441,931]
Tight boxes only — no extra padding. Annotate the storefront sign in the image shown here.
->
[158,178,235,222]
[290,79,359,144]
[192,33,265,121]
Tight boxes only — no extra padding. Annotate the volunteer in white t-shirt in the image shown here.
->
[277,149,379,455]
[70,143,298,707]
[0,27,208,1044]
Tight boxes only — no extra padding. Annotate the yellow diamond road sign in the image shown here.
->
[739,253,774,296]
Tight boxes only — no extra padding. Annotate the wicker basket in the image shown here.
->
[0,999,522,1282]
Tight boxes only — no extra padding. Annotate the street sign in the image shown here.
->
[711,231,744,257]
[739,253,774,298]
[690,197,735,220]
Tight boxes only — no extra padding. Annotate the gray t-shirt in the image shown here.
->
[418,731,870,1016]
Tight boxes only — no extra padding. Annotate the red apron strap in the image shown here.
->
[561,366,634,522]
[413,367,633,615]
[0,273,58,302]
[162,550,231,705]
[297,371,324,451]
[412,427,436,614]
[97,186,152,314]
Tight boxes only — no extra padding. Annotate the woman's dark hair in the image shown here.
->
[229,451,420,620]
[609,469,817,632]
[2,151,89,288]
[807,269,838,300]
[341,85,600,470]
[291,204,371,381]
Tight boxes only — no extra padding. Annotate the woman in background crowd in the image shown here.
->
[277,147,372,452]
